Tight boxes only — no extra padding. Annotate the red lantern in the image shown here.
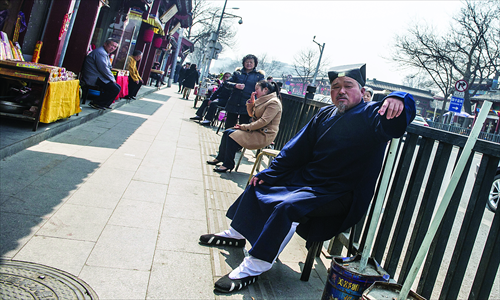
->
[153,37,162,48]
[143,28,154,43]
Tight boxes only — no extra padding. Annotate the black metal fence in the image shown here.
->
[275,92,500,299]
[428,121,500,144]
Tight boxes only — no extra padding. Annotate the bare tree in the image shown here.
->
[393,0,499,117]
[292,48,329,85]
[258,53,285,77]
[186,0,239,65]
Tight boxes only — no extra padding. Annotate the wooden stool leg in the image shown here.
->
[301,241,322,281]
[246,151,266,186]
[235,148,246,172]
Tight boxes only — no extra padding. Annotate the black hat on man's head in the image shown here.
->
[328,63,366,86]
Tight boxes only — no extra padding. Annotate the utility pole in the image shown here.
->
[311,36,325,87]
[199,0,228,87]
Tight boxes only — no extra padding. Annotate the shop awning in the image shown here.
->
[143,14,165,36]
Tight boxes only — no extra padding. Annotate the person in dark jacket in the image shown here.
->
[190,72,232,125]
[224,54,265,128]
[177,62,191,93]
[182,64,199,100]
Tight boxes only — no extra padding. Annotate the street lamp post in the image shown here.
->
[311,36,325,87]
[198,0,242,87]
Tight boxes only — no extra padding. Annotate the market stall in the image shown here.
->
[0,60,80,131]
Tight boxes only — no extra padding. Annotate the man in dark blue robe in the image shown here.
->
[200,64,416,293]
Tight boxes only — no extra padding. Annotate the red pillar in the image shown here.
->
[62,0,101,73]
[39,0,74,66]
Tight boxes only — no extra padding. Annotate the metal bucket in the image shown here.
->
[362,282,426,300]
[321,255,390,300]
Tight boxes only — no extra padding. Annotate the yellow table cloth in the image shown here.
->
[39,80,81,123]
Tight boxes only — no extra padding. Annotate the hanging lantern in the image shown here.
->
[143,28,154,43]
[153,37,162,48]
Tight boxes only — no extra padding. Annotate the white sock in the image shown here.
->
[229,256,273,279]
[228,222,299,279]
[215,227,245,239]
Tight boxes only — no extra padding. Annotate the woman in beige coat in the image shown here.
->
[207,80,282,173]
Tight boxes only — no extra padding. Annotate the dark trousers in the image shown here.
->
[128,77,142,97]
[215,129,242,170]
[150,73,162,87]
[205,101,223,121]
[225,112,251,129]
[95,78,121,107]
[196,99,210,117]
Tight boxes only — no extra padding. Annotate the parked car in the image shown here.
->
[412,115,429,127]
[487,165,500,212]
[313,94,332,104]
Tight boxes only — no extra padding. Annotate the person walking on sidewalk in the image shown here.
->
[182,64,199,100]
[206,80,282,173]
[199,64,416,293]
[190,72,232,125]
[81,38,121,110]
[177,62,191,93]
[223,54,265,129]
[125,50,143,100]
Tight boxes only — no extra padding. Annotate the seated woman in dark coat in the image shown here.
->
[207,80,282,173]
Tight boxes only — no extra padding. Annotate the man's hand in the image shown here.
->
[378,97,404,119]
[234,124,241,130]
[249,176,265,186]
[235,83,245,90]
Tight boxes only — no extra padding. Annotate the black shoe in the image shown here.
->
[215,274,258,293]
[89,102,105,110]
[199,234,246,247]
[206,159,220,165]
[214,166,232,173]
[123,95,132,100]
[200,120,211,126]
[190,116,202,121]
[131,96,136,100]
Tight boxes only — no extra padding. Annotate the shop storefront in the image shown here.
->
[0,0,192,130]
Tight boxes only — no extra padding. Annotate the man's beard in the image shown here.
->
[336,102,347,114]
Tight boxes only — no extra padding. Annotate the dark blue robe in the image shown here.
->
[226,92,416,263]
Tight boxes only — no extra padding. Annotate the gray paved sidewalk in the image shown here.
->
[0,86,328,299]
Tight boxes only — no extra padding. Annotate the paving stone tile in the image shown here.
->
[147,250,213,300]
[101,153,143,171]
[85,167,135,189]
[122,180,168,203]
[132,164,171,185]
[36,204,113,241]
[86,225,157,271]
[66,182,125,209]
[0,212,44,258]
[166,177,204,197]
[170,163,203,181]
[156,217,208,254]
[79,265,150,300]
[13,235,95,276]
[71,146,116,162]
[162,193,205,221]
[1,186,71,216]
[108,199,163,229]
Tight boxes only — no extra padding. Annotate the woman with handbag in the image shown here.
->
[207,80,282,173]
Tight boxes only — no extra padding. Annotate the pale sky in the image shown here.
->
[207,0,461,84]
